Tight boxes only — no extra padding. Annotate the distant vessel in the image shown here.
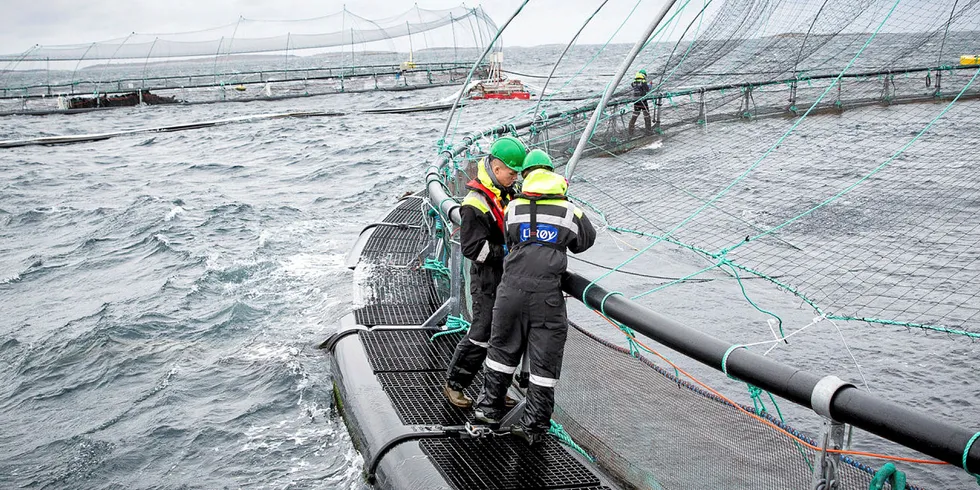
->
[467,52,530,100]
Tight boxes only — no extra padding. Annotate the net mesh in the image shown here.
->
[555,321,916,490]
[432,0,980,488]
[0,5,497,111]
[446,0,980,338]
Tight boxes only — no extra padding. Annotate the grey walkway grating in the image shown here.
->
[359,329,462,372]
[377,371,483,425]
[420,437,605,490]
[354,303,438,327]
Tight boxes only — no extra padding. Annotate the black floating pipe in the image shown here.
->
[562,271,980,474]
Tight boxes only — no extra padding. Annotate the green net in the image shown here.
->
[432,0,980,488]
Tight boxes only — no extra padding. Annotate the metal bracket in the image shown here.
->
[740,86,755,118]
[653,95,663,133]
[448,236,463,320]
[421,299,451,328]
[810,375,852,420]
[697,88,707,125]
[811,418,846,490]
[497,398,527,431]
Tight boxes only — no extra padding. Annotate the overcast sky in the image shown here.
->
[0,0,670,55]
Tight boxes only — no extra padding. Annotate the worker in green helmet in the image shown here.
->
[629,69,652,138]
[444,135,527,408]
[475,148,596,446]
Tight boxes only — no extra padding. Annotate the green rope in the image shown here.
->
[827,315,980,340]
[869,462,906,490]
[630,262,719,300]
[549,419,594,462]
[597,291,641,356]
[722,261,785,340]
[422,257,451,279]
[429,315,471,342]
[965,431,980,484]
[721,345,745,379]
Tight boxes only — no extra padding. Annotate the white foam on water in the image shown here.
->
[280,253,345,280]
[164,206,185,221]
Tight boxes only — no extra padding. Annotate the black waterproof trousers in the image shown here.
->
[446,263,502,391]
[475,282,567,435]
[629,100,652,136]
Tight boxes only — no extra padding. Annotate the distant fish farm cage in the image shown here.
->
[0,4,497,115]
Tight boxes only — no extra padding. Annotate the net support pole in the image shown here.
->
[425,149,465,321]
[562,271,980,473]
[564,0,678,180]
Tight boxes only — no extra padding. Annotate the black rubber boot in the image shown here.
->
[474,368,512,422]
[520,383,556,435]
[510,425,545,446]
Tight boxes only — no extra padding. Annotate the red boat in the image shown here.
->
[466,52,531,100]
[468,79,531,100]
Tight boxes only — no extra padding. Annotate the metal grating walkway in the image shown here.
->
[354,303,437,327]
[377,371,483,425]
[340,195,615,489]
[420,437,607,490]
[360,197,429,265]
[359,329,461,372]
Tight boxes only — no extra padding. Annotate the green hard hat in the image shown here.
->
[635,69,647,79]
[490,136,527,171]
[522,149,554,172]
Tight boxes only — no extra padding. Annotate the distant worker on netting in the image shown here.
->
[474,149,597,445]
[443,136,527,408]
[628,69,652,138]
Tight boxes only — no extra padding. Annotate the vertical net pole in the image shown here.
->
[221,17,243,86]
[936,0,960,68]
[284,32,290,80]
[407,21,414,65]
[141,37,158,90]
[450,13,457,66]
[342,6,346,69]
[565,0,679,180]
[416,3,430,52]
[465,10,482,53]
[212,36,224,85]
[95,33,133,101]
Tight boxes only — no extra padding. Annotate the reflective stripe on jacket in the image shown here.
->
[460,158,511,267]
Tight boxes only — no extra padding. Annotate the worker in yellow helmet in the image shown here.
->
[443,136,526,408]
[475,149,597,446]
[629,70,652,138]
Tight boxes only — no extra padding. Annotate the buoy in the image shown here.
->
[234,84,247,92]
[961,55,979,66]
